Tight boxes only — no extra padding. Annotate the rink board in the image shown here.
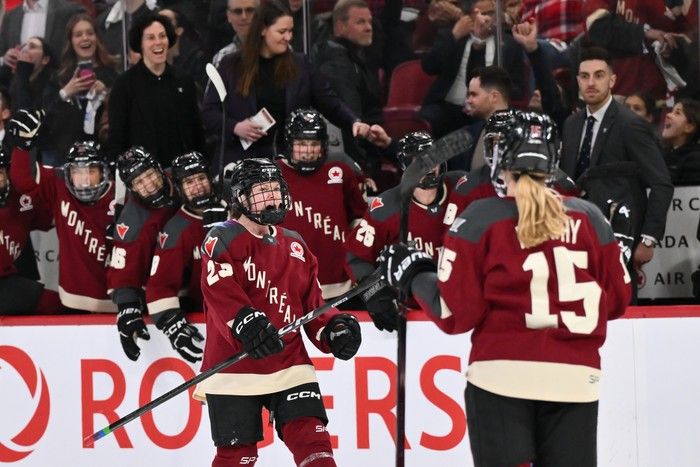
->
[1,309,699,466]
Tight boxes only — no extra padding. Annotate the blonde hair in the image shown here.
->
[514,174,569,248]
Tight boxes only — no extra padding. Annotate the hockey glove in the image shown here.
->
[360,278,399,332]
[322,314,362,360]
[202,202,228,230]
[231,306,284,359]
[155,309,205,363]
[378,243,436,298]
[117,303,151,361]
[6,109,44,149]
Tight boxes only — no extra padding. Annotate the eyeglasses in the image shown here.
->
[228,7,256,16]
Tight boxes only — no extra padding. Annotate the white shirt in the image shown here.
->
[580,94,613,153]
[20,0,49,45]
[445,35,495,106]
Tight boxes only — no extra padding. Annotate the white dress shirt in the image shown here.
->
[20,0,49,45]
[580,94,613,153]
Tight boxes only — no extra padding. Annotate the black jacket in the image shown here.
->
[664,141,700,186]
[107,61,205,167]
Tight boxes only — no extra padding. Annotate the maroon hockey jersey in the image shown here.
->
[195,220,337,399]
[278,154,367,298]
[146,206,204,315]
[9,148,116,312]
[0,190,52,278]
[107,193,178,306]
[415,196,631,402]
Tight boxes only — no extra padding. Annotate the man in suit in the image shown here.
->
[419,0,525,138]
[0,0,85,66]
[561,46,673,286]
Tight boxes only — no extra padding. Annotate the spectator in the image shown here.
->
[106,12,205,167]
[522,0,584,42]
[0,0,85,67]
[0,144,59,315]
[41,14,119,166]
[159,7,207,93]
[277,108,367,300]
[0,87,10,145]
[662,98,700,185]
[419,0,525,137]
[8,112,116,313]
[624,91,657,125]
[211,0,258,68]
[145,152,219,363]
[97,0,159,59]
[8,36,57,112]
[200,0,369,166]
[560,47,673,293]
[315,0,385,172]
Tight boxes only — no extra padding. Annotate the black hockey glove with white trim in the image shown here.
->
[231,306,284,359]
[322,314,362,360]
[360,278,399,332]
[6,109,44,149]
[378,243,436,298]
[202,202,228,230]
[155,309,204,363]
[117,302,151,361]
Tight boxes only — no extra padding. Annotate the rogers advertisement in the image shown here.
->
[1,314,700,466]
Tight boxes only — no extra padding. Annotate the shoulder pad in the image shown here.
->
[366,186,401,221]
[563,198,615,245]
[201,220,246,260]
[448,197,517,243]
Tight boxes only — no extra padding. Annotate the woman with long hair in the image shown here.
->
[379,112,632,467]
[42,14,119,165]
[201,0,370,165]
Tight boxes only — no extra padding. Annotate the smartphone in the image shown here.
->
[77,61,95,80]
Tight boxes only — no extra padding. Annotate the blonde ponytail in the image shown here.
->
[514,174,569,248]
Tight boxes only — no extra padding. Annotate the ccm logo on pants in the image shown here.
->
[286,390,322,401]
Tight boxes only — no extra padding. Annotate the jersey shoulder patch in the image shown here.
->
[366,186,400,221]
[202,220,247,260]
[158,210,193,249]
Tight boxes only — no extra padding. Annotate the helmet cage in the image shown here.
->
[229,158,291,225]
[285,109,329,174]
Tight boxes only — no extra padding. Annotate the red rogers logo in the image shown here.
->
[0,346,50,462]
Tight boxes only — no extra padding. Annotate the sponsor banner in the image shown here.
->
[638,186,700,299]
[2,319,700,466]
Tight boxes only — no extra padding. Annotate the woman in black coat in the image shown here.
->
[662,98,700,185]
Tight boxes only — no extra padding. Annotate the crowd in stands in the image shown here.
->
[1,0,700,339]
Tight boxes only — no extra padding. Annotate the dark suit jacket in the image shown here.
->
[420,29,525,105]
[0,0,85,59]
[201,52,358,165]
[561,99,673,241]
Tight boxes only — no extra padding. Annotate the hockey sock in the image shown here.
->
[281,417,335,467]
[212,443,258,466]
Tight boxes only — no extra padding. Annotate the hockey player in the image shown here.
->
[109,147,178,361]
[145,152,219,363]
[345,131,467,331]
[379,112,631,467]
[0,145,59,314]
[196,158,362,467]
[7,110,116,313]
[277,108,367,300]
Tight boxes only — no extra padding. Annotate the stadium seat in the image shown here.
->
[383,59,437,113]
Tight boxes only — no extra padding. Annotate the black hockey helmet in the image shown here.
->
[227,158,290,225]
[171,151,216,210]
[493,111,560,185]
[397,131,444,189]
[118,146,171,208]
[284,108,329,174]
[0,147,9,207]
[483,109,520,166]
[63,141,111,204]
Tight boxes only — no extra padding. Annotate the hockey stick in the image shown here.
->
[395,127,474,467]
[205,63,228,183]
[85,269,383,447]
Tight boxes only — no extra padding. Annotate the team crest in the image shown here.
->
[529,124,543,140]
[18,194,33,212]
[327,166,343,184]
[455,175,469,189]
[116,223,129,240]
[158,232,169,248]
[369,197,384,212]
[203,236,218,257]
[290,241,306,262]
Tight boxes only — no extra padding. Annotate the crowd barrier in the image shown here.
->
[1,308,700,466]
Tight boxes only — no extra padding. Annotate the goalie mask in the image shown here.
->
[397,131,444,189]
[171,151,216,211]
[64,141,111,204]
[491,111,560,196]
[0,148,9,207]
[118,146,172,208]
[285,108,328,174]
[228,158,291,225]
